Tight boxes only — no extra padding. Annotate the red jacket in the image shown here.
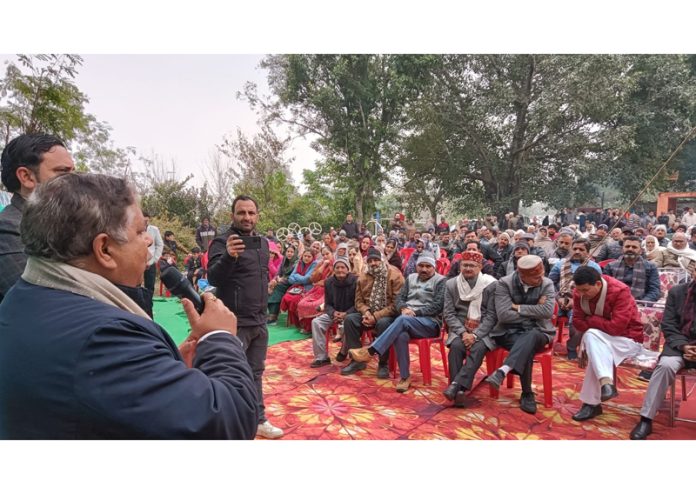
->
[572,275,643,342]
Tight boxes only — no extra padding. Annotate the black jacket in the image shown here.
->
[324,274,357,319]
[660,283,696,368]
[207,226,269,327]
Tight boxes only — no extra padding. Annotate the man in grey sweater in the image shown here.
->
[485,255,556,414]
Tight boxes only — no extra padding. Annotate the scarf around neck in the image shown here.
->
[22,257,151,319]
[612,255,647,300]
[456,272,495,322]
[580,277,608,317]
[368,262,389,314]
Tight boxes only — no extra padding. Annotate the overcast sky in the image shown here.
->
[1,54,320,187]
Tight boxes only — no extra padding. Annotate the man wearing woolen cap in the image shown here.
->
[485,254,556,414]
[349,250,447,393]
[309,256,357,368]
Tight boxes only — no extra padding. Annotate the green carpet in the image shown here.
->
[152,297,310,346]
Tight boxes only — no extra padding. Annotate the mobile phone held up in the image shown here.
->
[239,235,262,250]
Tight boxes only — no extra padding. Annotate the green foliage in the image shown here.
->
[141,176,212,229]
[150,213,197,257]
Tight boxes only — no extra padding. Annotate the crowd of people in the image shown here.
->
[1,132,695,441]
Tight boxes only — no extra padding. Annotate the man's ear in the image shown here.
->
[92,233,117,270]
[15,166,39,192]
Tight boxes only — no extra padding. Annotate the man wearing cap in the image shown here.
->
[339,247,404,376]
[309,256,358,368]
[349,250,446,392]
[501,241,530,277]
[485,255,556,414]
[520,233,550,274]
[549,238,602,360]
[570,266,644,421]
[603,236,661,303]
[443,251,498,406]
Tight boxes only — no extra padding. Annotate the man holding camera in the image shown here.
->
[207,194,283,439]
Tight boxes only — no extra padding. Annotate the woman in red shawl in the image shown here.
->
[280,250,318,327]
[359,235,373,260]
[268,241,283,280]
[296,246,335,333]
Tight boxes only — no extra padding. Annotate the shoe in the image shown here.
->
[396,377,411,393]
[630,419,653,440]
[340,361,367,376]
[256,420,284,439]
[334,351,347,363]
[453,391,468,408]
[348,346,372,363]
[310,358,331,368]
[519,392,537,414]
[333,334,343,343]
[376,364,390,379]
[572,403,603,421]
[600,383,618,402]
[485,370,505,389]
[637,370,653,382]
[443,382,460,401]
[266,317,278,325]
[567,349,578,361]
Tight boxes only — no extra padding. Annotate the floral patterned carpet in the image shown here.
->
[261,336,696,440]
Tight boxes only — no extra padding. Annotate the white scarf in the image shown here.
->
[21,257,151,319]
[456,272,496,321]
[665,243,696,269]
[580,277,608,317]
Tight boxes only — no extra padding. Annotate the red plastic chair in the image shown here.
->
[488,303,559,408]
[400,247,415,267]
[598,259,614,269]
[388,326,449,385]
[436,257,450,276]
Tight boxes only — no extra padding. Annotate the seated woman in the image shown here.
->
[384,238,402,271]
[643,235,666,267]
[296,246,334,334]
[359,235,373,260]
[280,250,318,327]
[268,241,283,280]
[348,245,364,275]
[267,244,298,324]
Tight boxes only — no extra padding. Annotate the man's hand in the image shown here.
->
[683,344,696,361]
[333,311,346,322]
[362,312,376,327]
[462,333,476,348]
[538,295,547,305]
[225,234,245,258]
[182,292,238,340]
[401,307,417,317]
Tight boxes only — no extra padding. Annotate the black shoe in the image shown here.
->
[520,392,537,414]
[637,370,653,382]
[567,349,578,361]
[630,419,653,440]
[334,351,347,363]
[443,382,460,401]
[310,358,331,368]
[376,364,390,379]
[453,391,468,408]
[572,403,603,421]
[600,383,618,402]
[340,361,367,376]
[485,370,505,389]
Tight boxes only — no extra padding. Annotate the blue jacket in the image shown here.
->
[0,280,260,439]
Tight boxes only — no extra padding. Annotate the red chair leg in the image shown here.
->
[540,355,553,408]
[418,341,432,385]
[557,320,565,345]
[506,372,514,389]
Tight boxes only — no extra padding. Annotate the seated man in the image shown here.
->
[340,247,404,376]
[184,246,205,286]
[662,232,696,272]
[570,266,644,422]
[349,251,446,393]
[443,251,498,407]
[603,235,661,303]
[310,256,357,368]
[447,240,497,279]
[630,279,696,439]
[485,255,556,414]
[548,238,602,359]
[0,174,259,439]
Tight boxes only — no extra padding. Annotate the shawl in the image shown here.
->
[456,272,496,323]
[611,255,647,300]
[368,262,389,314]
[580,277,608,317]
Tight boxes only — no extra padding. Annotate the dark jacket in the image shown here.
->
[195,224,218,252]
[659,283,696,365]
[0,194,27,302]
[341,221,360,239]
[324,274,357,319]
[387,252,403,271]
[0,280,259,439]
[603,258,661,302]
[207,226,270,327]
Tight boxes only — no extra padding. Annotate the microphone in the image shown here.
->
[159,262,204,313]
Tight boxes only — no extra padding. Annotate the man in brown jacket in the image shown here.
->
[339,247,404,377]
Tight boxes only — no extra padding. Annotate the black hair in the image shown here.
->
[573,265,601,286]
[164,230,174,237]
[232,194,259,213]
[571,238,591,251]
[1,133,66,192]
[465,240,482,252]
